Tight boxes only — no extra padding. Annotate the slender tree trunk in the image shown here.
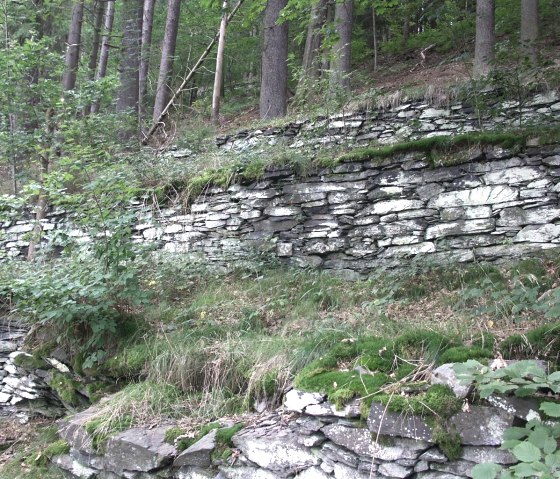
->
[211,0,228,125]
[320,1,335,77]
[259,0,288,119]
[402,15,409,46]
[90,0,115,114]
[301,0,328,80]
[87,0,105,80]
[520,0,538,65]
[62,0,85,91]
[27,109,54,261]
[329,0,353,90]
[117,0,142,114]
[139,0,156,120]
[143,0,245,142]
[372,6,377,71]
[153,0,182,121]
[473,0,495,78]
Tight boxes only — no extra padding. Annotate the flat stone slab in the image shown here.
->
[104,425,176,473]
[450,406,514,446]
[367,402,433,441]
[51,454,98,479]
[322,423,431,460]
[174,429,217,468]
[431,363,471,399]
[233,424,319,472]
[284,389,326,413]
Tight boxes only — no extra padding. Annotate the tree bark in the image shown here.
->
[211,0,228,125]
[329,0,353,90]
[372,6,377,71]
[87,0,105,80]
[139,0,156,119]
[259,0,289,119]
[62,0,85,91]
[27,109,54,261]
[90,0,115,114]
[117,0,142,114]
[301,0,328,80]
[473,0,495,78]
[153,0,182,121]
[520,0,538,65]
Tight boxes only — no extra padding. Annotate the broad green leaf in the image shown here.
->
[503,427,530,441]
[510,462,538,478]
[512,442,542,463]
[540,402,560,418]
[543,436,557,455]
[471,463,502,479]
[528,427,552,449]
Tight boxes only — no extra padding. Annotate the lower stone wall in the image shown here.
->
[53,378,531,479]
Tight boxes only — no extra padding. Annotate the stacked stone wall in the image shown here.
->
[3,143,560,278]
[216,91,560,151]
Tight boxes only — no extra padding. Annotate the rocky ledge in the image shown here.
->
[51,363,547,479]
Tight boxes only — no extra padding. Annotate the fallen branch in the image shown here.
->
[142,0,245,144]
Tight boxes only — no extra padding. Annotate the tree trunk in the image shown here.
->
[211,0,228,125]
[329,0,353,90]
[139,0,156,119]
[402,15,409,47]
[62,0,85,91]
[27,109,54,261]
[117,0,142,114]
[87,0,105,80]
[259,0,288,119]
[301,0,328,80]
[520,0,538,65]
[372,6,377,71]
[473,0,495,78]
[90,0,115,114]
[153,0,182,121]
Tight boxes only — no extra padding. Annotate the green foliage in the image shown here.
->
[456,360,560,479]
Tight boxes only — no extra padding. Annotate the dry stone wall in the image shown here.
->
[1,92,560,275]
[0,318,64,418]
[2,143,560,277]
[216,91,560,151]
[52,373,539,479]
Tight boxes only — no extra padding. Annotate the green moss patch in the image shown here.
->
[372,384,462,418]
[438,346,494,365]
[48,371,82,407]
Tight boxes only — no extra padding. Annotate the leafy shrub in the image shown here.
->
[455,360,560,479]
